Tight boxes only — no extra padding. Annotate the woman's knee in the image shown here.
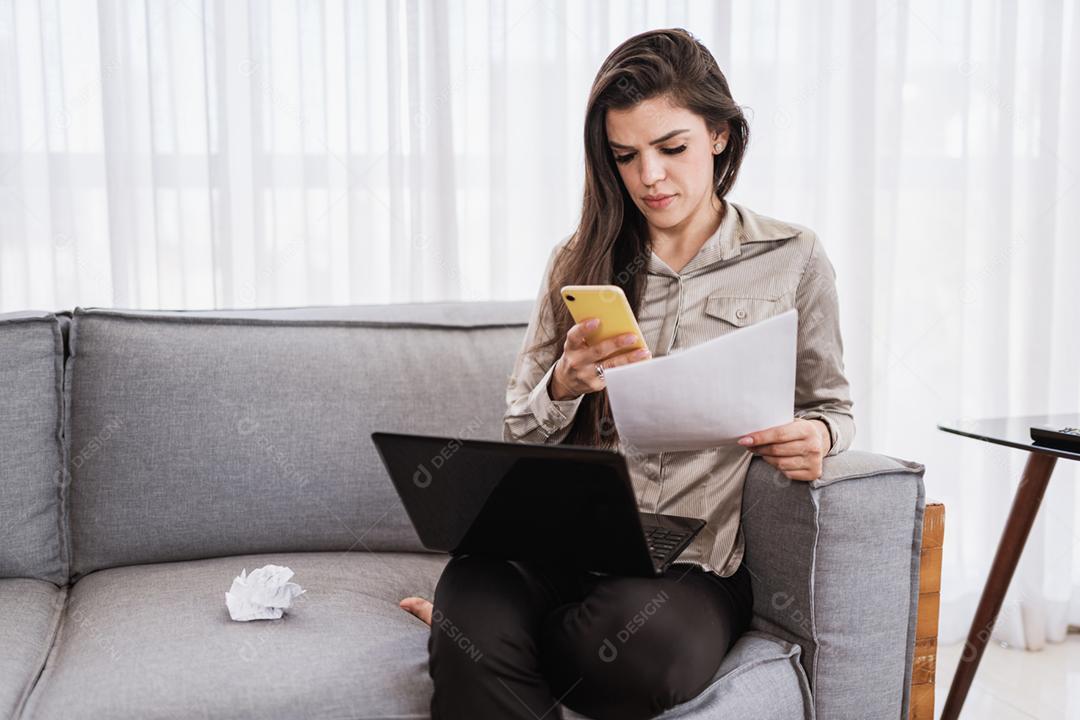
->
[430,555,539,653]
[540,578,731,718]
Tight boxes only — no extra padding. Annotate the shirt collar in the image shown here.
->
[646,200,800,277]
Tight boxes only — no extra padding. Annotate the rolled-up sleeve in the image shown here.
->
[503,240,585,444]
[792,234,855,455]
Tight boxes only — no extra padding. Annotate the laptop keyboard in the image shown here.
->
[644,525,694,564]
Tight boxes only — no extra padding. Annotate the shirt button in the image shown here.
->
[735,308,747,320]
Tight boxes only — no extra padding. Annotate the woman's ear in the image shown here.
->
[711,125,731,154]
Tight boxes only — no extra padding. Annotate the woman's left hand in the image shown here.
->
[737,418,831,482]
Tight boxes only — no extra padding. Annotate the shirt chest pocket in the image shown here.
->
[703,295,783,332]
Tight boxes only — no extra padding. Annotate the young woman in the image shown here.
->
[400,28,854,720]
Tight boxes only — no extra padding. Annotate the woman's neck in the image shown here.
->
[649,194,725,259]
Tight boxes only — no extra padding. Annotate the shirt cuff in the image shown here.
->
[528,361,585,438]
[797,411,839,456]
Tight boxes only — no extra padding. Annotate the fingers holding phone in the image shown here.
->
[549,284,652,401]
[551,319,651,400]
[587,325,653,374]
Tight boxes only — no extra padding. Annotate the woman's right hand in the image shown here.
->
[549,318,652,401]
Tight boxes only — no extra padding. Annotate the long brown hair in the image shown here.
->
[530,28,750,449]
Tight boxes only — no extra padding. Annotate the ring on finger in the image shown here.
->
[595,362,605,379]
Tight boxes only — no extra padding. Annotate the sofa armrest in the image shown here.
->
[741,451,926,720]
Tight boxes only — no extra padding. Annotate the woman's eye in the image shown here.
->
[661,145,688,155]
[613,145,685,164]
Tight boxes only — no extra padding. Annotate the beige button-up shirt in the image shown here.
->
[503,201,855,577]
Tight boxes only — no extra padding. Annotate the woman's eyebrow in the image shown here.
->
[608,129,690,150]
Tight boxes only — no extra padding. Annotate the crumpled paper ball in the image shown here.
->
[225,564,305,622]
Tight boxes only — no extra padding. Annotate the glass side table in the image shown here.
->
[937,413,1080,720]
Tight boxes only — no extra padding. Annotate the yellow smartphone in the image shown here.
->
[559,285,648,355]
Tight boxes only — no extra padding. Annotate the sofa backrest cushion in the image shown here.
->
[65,303,531,577]
[0,312,67,584]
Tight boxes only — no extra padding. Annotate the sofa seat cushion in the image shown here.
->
[23,552,450,720]
[23,551,812,720]
[562,632,812,720]
[0,579,65,720]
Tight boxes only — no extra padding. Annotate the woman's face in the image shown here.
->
[605,95,727,231]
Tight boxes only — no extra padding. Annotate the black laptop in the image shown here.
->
[371,431,706,577]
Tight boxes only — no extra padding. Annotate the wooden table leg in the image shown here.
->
[940,451,1057,719]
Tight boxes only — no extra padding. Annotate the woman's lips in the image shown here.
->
[644,194,676,210]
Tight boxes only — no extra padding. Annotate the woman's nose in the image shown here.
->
[639,154,665,186]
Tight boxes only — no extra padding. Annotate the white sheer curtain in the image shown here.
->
[2,0,1079,648]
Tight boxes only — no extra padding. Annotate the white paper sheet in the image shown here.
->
[602,309,797,453]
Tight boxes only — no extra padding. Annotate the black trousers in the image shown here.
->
[427,554,753,720]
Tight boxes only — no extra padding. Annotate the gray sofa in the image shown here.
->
[0,303,926,720]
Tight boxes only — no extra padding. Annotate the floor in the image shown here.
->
[935,636,1080,718]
